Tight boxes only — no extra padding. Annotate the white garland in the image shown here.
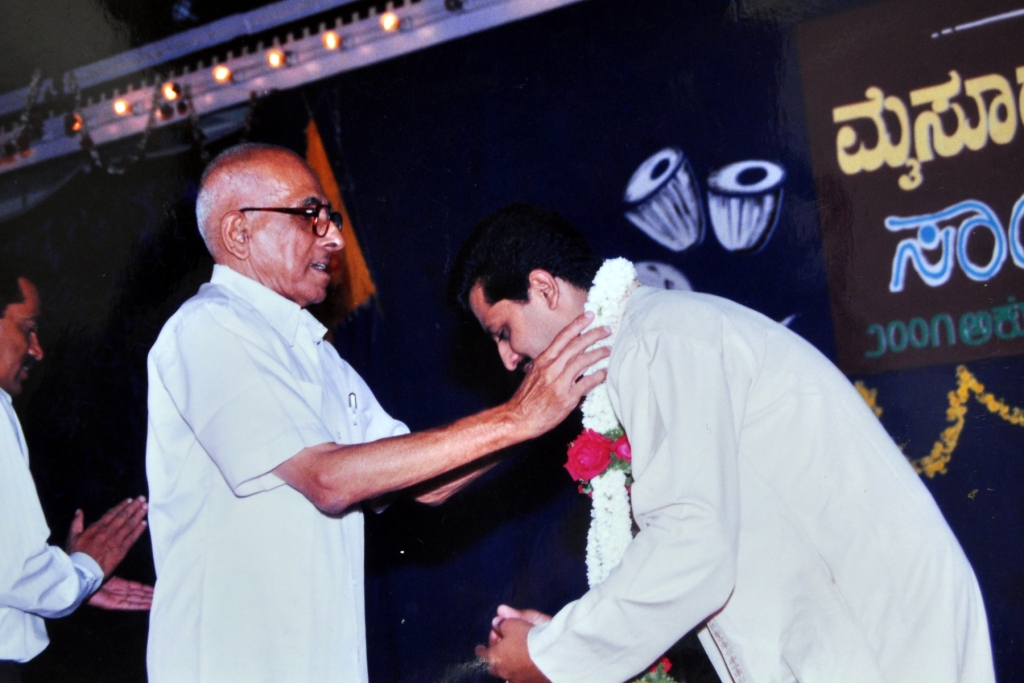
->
[586,469,633,587]
[580,258,639,587]
[581,257,638,434]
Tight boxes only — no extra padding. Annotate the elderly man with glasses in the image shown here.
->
[144,143,609,683]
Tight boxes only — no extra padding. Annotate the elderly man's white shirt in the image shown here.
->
[0,389,103,662]
[528,287,994,683]
[146,265,408,683]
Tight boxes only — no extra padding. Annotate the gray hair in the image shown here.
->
[194,142,298,255]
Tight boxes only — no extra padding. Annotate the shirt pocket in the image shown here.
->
[339,390,369,442]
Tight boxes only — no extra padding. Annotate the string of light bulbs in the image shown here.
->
[0,0,582,177]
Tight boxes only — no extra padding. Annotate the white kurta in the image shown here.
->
[529,287,994,683]
[145,265,408,683]
[0,389,103,663]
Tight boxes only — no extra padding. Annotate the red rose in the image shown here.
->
[612,434,631,462]
[650,657,672,674]
[565,429,613,481]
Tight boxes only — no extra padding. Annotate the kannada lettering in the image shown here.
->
[864,297,1024,358]
[886,192,1024,292]
[833,66,1024,190]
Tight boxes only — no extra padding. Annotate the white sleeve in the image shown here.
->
[6,550,103,619]
[152,306,335,496]
[0,432,103,619]
[528,325,743,683]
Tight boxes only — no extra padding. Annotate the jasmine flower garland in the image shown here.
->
[586,468,632,587]
[569,258,679,683]
[565,258,639,587]
[564,259,680,683]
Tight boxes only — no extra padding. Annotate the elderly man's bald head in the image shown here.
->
[195,143,313,258]
[192,142,342,308]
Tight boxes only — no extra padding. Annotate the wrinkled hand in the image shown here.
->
[506,312,611,438]
[476,617,550,683]
[87,576,153,610]
[488,605,552,645]
[66,497,149,577]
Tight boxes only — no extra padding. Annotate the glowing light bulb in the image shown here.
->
[161,82,181,101]
[64,112,83,136]
[113,99,132,116]
[380,12,400,32]
[266,49,287,68]
[322,30,341,50]
[212,65,233,83]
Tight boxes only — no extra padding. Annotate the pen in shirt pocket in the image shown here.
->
[348,392,359,426]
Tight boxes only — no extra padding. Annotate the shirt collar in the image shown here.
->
[210,265,327,346]
[0,387,11,406]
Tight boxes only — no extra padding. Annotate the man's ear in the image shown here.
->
[527,269,560,310]
[221,211,250,260]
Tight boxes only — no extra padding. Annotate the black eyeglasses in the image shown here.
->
[239,202,343,237]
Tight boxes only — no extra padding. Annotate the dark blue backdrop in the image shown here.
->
[2,0,1020,681]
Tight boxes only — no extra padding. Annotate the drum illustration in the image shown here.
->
[706,159,785,252]
[635,261,692,291]
[623,147,704,252]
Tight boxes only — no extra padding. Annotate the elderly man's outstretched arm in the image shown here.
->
[273,312,609,513]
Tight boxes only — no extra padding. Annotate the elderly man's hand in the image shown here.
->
[66,497,149,577]
[476,617,551,683]
[506,312,611,438]
[87,576,153,610]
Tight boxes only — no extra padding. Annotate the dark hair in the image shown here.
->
[0,257,26,317]
[450,203,602,310]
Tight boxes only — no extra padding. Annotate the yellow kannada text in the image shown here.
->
[832,67,1024,190]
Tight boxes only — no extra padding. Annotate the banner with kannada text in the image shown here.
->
[797,0,1024,374]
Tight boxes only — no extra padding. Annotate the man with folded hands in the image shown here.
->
[1,271,152,683]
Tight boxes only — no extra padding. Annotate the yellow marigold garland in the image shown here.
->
[857,365,1024,478]
[854,381,883,418]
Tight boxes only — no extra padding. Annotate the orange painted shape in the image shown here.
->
[305,118,376,321]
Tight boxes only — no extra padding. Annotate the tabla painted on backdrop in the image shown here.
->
[635,261,693,291]
[707,159,786,252]
[623,147,704,253]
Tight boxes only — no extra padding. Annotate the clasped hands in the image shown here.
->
[476,605,553,683]
[66,496,154,610]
